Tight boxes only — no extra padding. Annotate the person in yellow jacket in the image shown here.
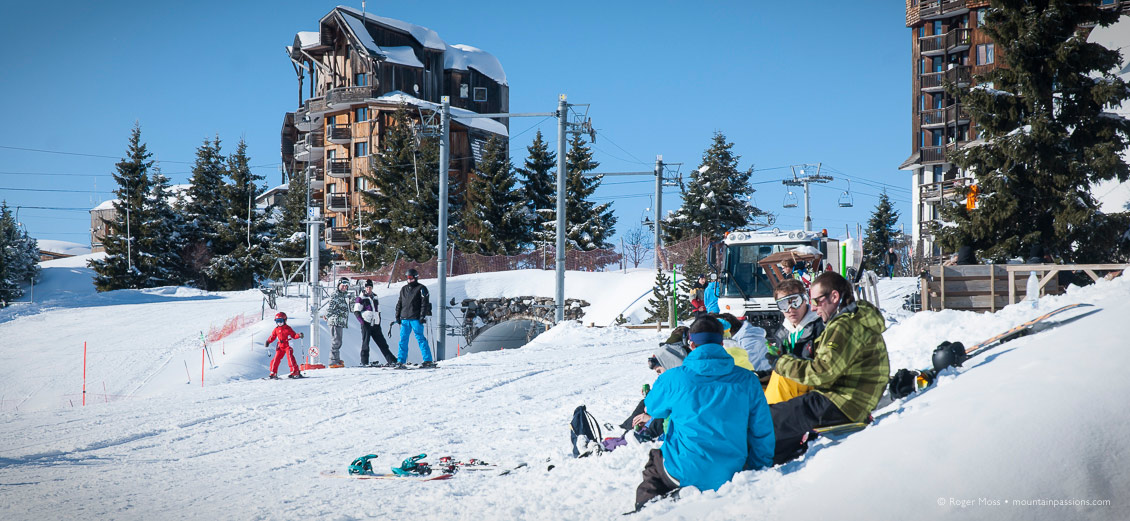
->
[764,279,825,404]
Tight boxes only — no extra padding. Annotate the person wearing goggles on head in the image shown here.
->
[763,279,825,405]
[266,312,304,379]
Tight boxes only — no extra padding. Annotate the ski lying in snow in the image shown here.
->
[320,470,453,481]
[363,362,440,370]
[888,303,1099,400]
[433,457,528,475]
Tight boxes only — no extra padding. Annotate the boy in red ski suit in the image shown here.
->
[266,312,303,379]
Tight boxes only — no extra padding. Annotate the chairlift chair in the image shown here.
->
[783,190,798,208]
[838,180,854,208]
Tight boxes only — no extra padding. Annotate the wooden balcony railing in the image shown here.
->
[327,194,349,213]
[919,0,967,20]
[327,227,352,245]
[328,158,352,178]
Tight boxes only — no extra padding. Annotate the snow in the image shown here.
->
[295,31,320,49]
[372,91,509,137]
[445,44,508,86]
[380,45,424,68]
[1,263,1128,519]
[337,6,446,51]
[35,239,90,256]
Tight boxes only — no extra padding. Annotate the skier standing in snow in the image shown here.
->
[632,317,774,512]
[768,271,888,464]
[763,279,825,404]
[354,279,395,366]
[885,247,899,278]
[394,268,434,368]
[325,278,351,368]
[266,312,304,379]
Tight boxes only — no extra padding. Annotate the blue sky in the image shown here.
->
[0,0,914,251]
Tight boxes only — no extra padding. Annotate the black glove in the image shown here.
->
[395,319,401,325]
[420,317,427,325]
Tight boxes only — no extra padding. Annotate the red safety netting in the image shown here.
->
[206,313,260,343]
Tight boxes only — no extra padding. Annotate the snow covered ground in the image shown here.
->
[0,262,1127,520]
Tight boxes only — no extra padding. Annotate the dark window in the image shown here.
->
[976,43,995,65]
[919,58,926,75]
[355,73,368,87]
[354,107,368,122]
[354,142,369,157]
[933,57,944,72]
[933,21,942,35]
[919,95,925,112]
[473,87,487,102]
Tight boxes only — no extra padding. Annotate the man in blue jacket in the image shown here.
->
[633,317,775,511]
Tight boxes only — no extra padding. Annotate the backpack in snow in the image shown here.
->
[569,405,603,458]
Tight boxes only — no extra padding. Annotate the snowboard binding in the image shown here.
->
[348,454,378,475]
[392,454,432,476]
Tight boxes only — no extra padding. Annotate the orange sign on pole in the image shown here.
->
[966,184,979,210]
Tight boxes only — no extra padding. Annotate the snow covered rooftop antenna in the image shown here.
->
[783,163,832,232]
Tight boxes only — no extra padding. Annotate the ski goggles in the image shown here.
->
[775,293,807,312]
[275,318,286,325]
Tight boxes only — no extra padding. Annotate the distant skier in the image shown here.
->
[266,312,304,379]
[354,279,395,366]
[703,274,720,314]
[325,278,351,368]
[885,247,898,278]
[394,268,434,368]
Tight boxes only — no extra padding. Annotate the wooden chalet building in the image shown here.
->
[281,6,509,253]
[899,0,1129,258]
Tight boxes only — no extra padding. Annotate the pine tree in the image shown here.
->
[135,167,186,287]
[936,0,1130,262]
[644,267,675,324]
[862,191,901,272]
[182,136,229,287]
[89,123,153,291]
[0,201,41,305]
[664,132,767,242]
[272,167,310,261]
[541,133,617,250]
[676,245,710,319]
[465,136,532,254]
[517,130,556,242]
[207,139,271,290]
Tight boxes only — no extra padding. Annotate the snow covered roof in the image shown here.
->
[336,6,446,51]
[91,199,117,211]
[89,184,192,212]
[295,31,321,50]
[372,91,508,137]
[37,239,92,256]
[445,44,508,86]
[334,8,428,68]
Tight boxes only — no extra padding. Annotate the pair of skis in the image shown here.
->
[321,453,525,481]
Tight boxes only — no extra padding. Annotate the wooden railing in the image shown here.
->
[327,194,349,212]
[919,177,966,202]
[919,0,967,20]
[327,158,351,177]
[327,227,352,245]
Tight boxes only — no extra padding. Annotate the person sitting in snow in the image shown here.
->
[763,279,826,404]
[621,332,690,444]
[633,318,774,512]
[768,271,889,464]
[266,312,304,379]
[718,312,770,377]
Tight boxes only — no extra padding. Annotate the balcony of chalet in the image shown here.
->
[306,165,324,190]
[327,194,350,213]
[919,28,972,56]
[921,103,970,129]
[919,0,969,21]
[326,123,352,144]
[306,86,381,114]
[920,65,970,93]
[327,158,352,178]
[326,226,352,247]
[295,108,319,132]
[919,178,967,203]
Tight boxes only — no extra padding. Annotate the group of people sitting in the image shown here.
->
[630,270,891,512]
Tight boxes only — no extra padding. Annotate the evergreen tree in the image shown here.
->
[936,0,1130,262]
[272,167,310,261]
[644,267,675,324]
[0,201,41,305]
[135,167,186,287]
[541,133,617,250]
[517,130,557,242]
[89,123,153,291]
[664,132,767,242]
[207,139,272,290]
[862,191,901,272]
[182,136,228,287]
[676,245,710,319]
[465,136,533,254]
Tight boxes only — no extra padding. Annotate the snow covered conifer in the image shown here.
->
[272,166,310,261]
[466,136,532,255]
[862,191,900,272]
[182,136,228,288]
[644,267,675,324]
[0,201,40,305]
[207,139,271,290]
[89,123,153,291]
[135,167,186,287]
[541,134,616,251]
[517,130,557,242]
[676,245,710,319]
[665,132,766,243]
[937,0,1130,262]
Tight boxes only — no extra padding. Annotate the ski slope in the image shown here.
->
[0,262,1127,520]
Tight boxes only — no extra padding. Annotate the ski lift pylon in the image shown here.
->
[783,190,798,208]
[838,180,854,208]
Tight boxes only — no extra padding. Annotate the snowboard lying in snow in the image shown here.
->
[320,469,453,481]
[813,303,1101,438]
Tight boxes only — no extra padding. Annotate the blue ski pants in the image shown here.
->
[397,319,432,363]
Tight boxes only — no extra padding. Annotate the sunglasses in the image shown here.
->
[775,293,807,311]
[811,292,832,306]
[647,355,659,370]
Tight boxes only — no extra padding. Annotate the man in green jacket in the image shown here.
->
[769,271,890,464]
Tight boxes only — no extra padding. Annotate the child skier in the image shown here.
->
[266,312,304,379]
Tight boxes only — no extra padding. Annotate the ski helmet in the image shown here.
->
[406,268,419,280]
[275,312,287,323]
[931,341,968,371]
